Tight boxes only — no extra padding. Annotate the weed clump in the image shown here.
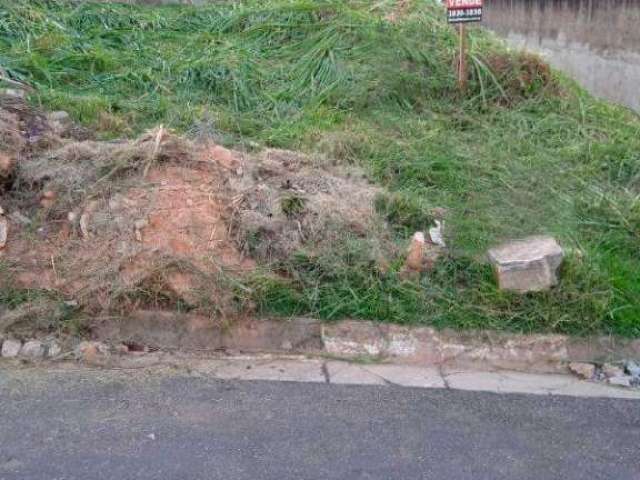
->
[250,236,421,323]
[230,149,386,264]
[483,51,557,102]
[280,195,307,218]
[374,191,434,236]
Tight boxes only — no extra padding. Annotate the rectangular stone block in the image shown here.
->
[488,235,563,293]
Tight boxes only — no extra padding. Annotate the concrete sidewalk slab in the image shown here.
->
[361,364,446,388]
[184,357,640,398]
[3,355,638,399]
[325,361,387,385]
[190,358,326,383]
[442,369,640,399]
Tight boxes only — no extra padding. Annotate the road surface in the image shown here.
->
[0,365,639,480]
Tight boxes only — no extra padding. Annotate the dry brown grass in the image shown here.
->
[485,51,558,102]
[1,99,395,330]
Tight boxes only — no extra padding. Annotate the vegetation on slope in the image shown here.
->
[1,0,640,336]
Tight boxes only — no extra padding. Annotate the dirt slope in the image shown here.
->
[0,92,387,330]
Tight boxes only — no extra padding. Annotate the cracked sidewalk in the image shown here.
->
[5,354,639,400]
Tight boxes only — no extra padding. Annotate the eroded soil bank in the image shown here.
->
[0,92,398,337]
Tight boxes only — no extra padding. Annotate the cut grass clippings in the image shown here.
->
[1,0,640,337]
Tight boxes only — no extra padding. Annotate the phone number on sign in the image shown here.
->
[448,8,482,17]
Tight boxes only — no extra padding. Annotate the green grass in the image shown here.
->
[1,0,640,337]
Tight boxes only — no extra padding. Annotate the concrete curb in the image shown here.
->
[321,320,640,374]
[93,311,323,352]
[90,312,640,375]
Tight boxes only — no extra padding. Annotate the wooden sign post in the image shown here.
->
[458,23,466,90]
[446,0,483,90]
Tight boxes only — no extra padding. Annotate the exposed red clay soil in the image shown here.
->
[0,92,386,329]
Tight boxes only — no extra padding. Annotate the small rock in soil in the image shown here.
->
[134,218,149,230]
[624,360,640,378]
[48,111,71,125]
[487,235,563,293]
[0,216,7,249]
[404,231,426,272]
[2,88,26,100]
[568,362,595,380]
[21,340,45,358]
[402,231,444,276]
[1,339,22,358]
[39,190,57,209]
[75,341,110,363]
[428,220,446,247]
[602,363,625,379]
[0,152,15,182]
[47,341,62,358]
[608,376,632,388]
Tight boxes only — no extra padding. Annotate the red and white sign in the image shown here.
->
[446,0,483,23]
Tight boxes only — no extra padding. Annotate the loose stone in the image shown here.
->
[488,236,563,293]
[1,339,22,358]
[21,340,45,358]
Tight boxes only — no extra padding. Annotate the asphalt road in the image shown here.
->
[1,367,639,480]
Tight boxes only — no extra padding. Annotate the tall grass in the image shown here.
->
[1,0,640,336]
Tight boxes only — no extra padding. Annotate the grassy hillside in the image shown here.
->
[2,0,640,337]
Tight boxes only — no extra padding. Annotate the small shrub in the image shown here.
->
[484,51,557,102]
[280,195,307,218]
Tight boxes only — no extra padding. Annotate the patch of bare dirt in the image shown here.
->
[0,90,390,328]
[3,129,251,314]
